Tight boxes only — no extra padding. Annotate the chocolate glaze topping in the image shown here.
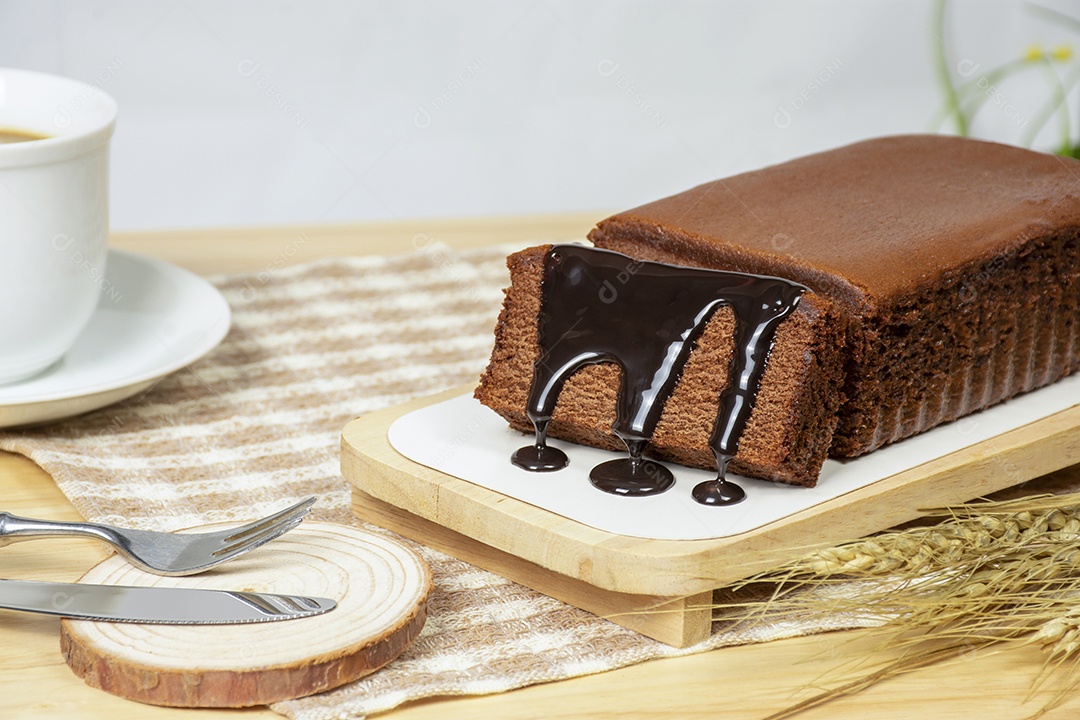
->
[513,244,806,505]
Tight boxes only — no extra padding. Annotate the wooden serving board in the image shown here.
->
[62,522,431,707]
[342,386,1080,647]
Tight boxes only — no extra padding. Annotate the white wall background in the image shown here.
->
[0,0,1077,231]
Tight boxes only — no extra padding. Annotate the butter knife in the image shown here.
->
[0,578,336,624]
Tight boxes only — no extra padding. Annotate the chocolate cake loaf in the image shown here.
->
[475,134,1080,492]
[475,244,848,488]
[587,135,1080,457]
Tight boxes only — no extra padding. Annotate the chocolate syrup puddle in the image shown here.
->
[590,437,674,496]
[513,245,805,505]
[692,452,745,506]
[511,417,568,472]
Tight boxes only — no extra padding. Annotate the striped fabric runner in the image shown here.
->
[0,243,872,719]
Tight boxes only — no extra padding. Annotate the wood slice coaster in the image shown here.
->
[60,521,431,708]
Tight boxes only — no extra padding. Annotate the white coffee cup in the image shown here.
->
[0,68,117,384]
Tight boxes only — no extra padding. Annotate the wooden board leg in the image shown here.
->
[598,590,713,648]
[352,489,714,648]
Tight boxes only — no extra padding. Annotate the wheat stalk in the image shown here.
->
[713,491,1080,718]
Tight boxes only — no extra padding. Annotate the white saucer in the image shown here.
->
[0,250,231,428]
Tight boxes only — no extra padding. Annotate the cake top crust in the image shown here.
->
[590,135,1080,308]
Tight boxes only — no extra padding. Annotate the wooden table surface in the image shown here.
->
[3,214,1078,720]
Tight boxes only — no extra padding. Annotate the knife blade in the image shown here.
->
[0,578,336,624]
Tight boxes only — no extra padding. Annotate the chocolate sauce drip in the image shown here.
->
[511,417,568,472]
[513,244,805,505]
[691,452,746,506]
[692,276,807,505]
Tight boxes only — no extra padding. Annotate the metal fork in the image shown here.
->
[0,497,316,576]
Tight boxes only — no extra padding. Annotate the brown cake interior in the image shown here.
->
[475,244,848,487]
[588,135,1080,456]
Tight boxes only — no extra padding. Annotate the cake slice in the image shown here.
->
[588,135,1080,457]
[475,244,848,487]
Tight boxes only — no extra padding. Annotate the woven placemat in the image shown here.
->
[0,242,876,719]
